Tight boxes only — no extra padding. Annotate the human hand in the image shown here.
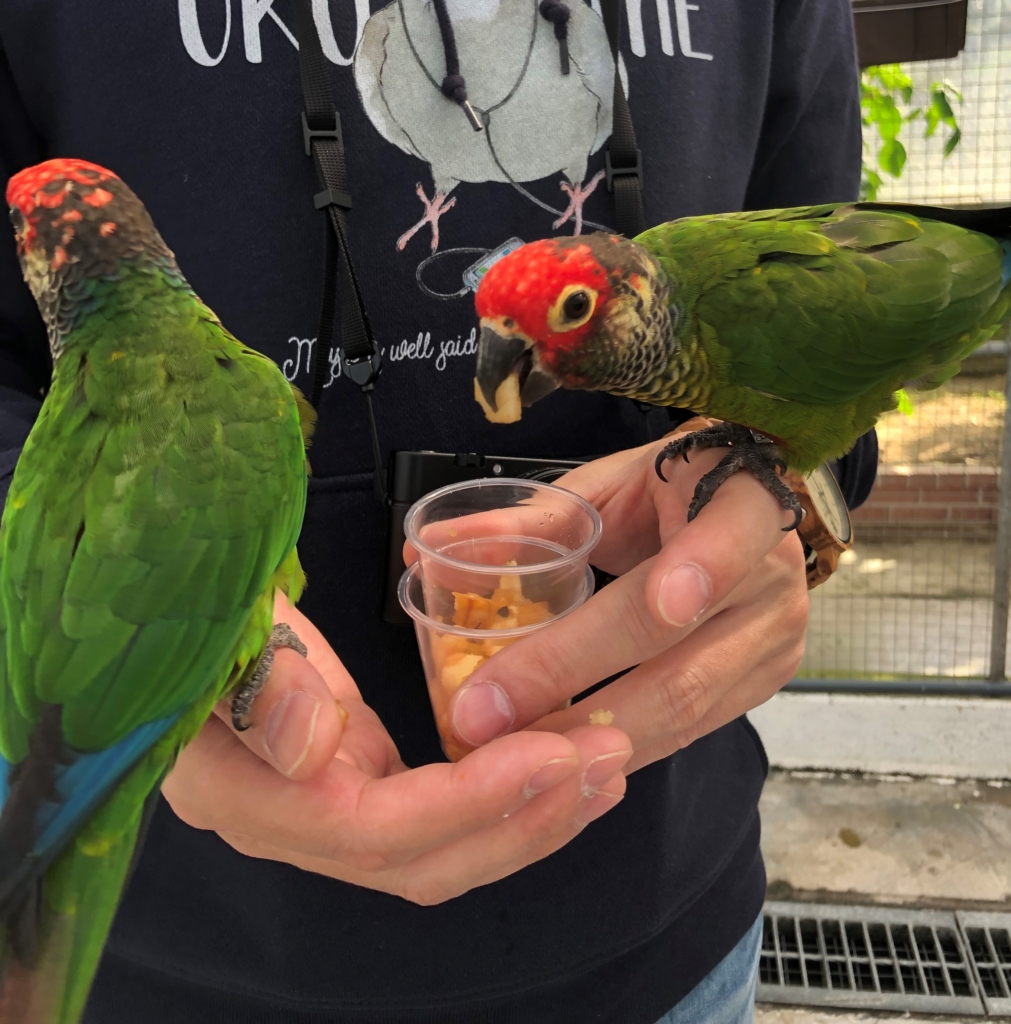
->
[443,421,809,773]
[161,592,632,905]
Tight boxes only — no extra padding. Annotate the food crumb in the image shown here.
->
[335,700,350,727]
[589,709,614,726]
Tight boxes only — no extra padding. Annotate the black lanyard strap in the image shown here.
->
[601,0,645,238]
[293,0,386,502]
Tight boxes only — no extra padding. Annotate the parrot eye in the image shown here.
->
[548,284,599,333]
[562,291,590,321]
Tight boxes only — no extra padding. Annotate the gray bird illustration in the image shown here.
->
[353,0,615,250]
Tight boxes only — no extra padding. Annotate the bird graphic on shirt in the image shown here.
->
[353,0,615,252]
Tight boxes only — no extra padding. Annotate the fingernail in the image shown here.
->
[523,757,578,799]
[581,750,631,797]
[658,563,712,627]
[575,791,623,828]
[265,690,321,776]
[452,681,515,746]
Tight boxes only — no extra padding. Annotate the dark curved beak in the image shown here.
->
[476,326,559,411]
[476,327,528,411]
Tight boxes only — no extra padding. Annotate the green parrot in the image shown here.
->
[0,158,312,1023]
[472,203,1011,522]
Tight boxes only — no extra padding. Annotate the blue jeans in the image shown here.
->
[652,913,763,1024]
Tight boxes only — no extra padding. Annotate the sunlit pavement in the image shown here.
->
[755,1009,992,1022]
[761,771,1011,905]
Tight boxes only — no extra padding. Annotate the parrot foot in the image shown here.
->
[230,623,308,732]
[655,422,803,531]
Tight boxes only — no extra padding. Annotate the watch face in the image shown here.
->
[805,465,852,545]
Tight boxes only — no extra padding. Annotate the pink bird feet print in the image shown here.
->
[553,169,605,236]
[397,183,458,252]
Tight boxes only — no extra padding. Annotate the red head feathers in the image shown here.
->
[475,237,616,360]
[472,232,672,421]
[6,159,177,354]
[7,159,118,252]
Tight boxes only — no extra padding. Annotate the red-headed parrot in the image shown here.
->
[0,159,311,1023]
[473,204,1011,522]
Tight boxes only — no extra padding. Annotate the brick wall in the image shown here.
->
[851,464,998,540]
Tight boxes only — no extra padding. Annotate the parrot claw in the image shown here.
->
[230,623,308,732]
[656,422,804,531]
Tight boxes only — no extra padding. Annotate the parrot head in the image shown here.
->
[473,233,676,422]
[7,158,176,352]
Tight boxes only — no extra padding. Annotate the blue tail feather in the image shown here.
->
[0,712,179,907]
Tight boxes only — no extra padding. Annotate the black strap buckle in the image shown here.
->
[314,187,353,211]
[343,348,383,390]
[605,148,643,192]
[301,110,343,157]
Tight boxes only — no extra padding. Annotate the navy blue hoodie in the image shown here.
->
[0,2,867,1021]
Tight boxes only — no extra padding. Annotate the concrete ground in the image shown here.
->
[756,769,1011,1022]
[761,770,1011,905]
[756,1010,985,1023]
[750,693,1011,779]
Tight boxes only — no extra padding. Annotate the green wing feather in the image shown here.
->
[638,204,1011,469]
[0,266,308,1023]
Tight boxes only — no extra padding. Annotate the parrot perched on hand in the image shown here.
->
[472,203,1011,522]
[0,159,313,1024]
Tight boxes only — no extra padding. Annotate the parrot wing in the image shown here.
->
[0,297,308,1023]
[650,204,1011,407]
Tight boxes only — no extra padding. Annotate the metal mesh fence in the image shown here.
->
[872,0,1011,206]
[799,0,1011,681]
[802,367,1007,678]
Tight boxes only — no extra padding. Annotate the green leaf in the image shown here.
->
[931,79,963,105]
[870,95,902,140]
[867,64,912,95]
[896,389,915,417]
[860,166,883,201]
[860,66,962,185]
[878,139,907,177]
[925,106,940,137]
[931,90,955,120]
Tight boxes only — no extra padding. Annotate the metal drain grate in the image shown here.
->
[758,901,983,1015]
[957,912,1011,1016]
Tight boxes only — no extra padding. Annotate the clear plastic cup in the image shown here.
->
[400,478,602,760]
[403,478,602,628]
[398,560,596,761]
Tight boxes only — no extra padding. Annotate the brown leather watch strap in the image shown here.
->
[780,468,850,589]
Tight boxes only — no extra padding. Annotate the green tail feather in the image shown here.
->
[0,565,298,1023]
[0,807,142,1024]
